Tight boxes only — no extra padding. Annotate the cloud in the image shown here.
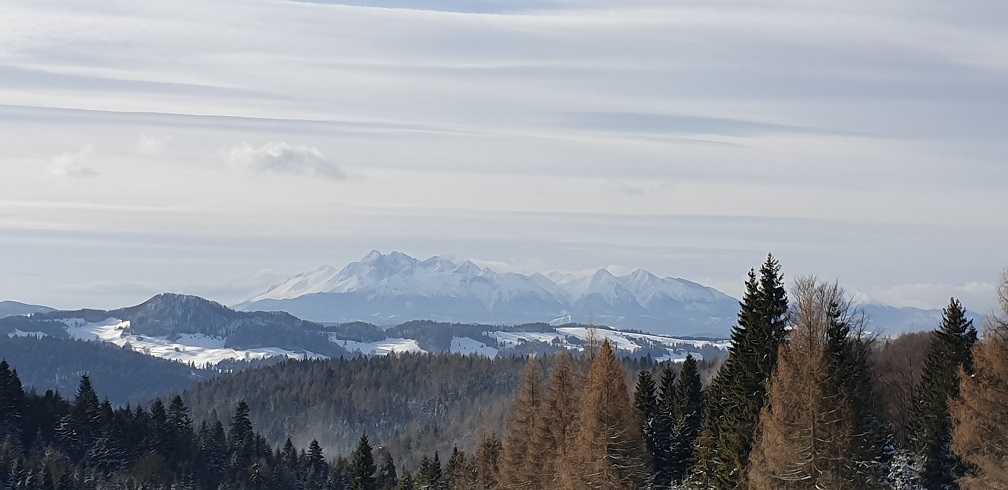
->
[224,142,344,179]
[49,145,99,178]
[135,134,173,154]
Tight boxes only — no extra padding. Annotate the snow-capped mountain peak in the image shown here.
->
[239,251,742,336]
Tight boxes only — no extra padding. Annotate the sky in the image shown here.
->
[1,0,1006,315]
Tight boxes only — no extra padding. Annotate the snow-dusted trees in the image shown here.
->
[748,277,882,489]
[911,298,977,488]
[951,272,1008,488]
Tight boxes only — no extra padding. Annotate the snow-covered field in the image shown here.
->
[26,316,726,366]
[492,327,729,362]
[62,318,325,365]
[450,336,499,358]
[8,329,49,338]
[331,334,425,356]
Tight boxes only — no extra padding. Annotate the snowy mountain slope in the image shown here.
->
[238,251,741,336]
[0,300,54,319]
[1,294,350,365]
[0,293,730,367]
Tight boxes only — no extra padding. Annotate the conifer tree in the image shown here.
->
[951,274,1008,488]
[56,375,103,461]
[418,451,442,489]
[228,400,254,446]
[670,354,704,484]
[443,445,470,490]
[351,433,377,490]
[376,448,398,489]
[475,433,501,489]
[307,439,327,478]
[748,278,881,489]
[653,364,677,488]
[912,298,977,488]
[499,358,542,488]
[567,339,647,489]
[0,361,24,447]
[634,369,660,484]
[397,470,416,490]
[693,254,788,489]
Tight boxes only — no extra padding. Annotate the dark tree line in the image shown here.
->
[0,363,427,489]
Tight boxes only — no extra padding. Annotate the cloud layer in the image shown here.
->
[0,0,1004,312]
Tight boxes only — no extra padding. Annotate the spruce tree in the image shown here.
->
[0,361,24,447]
[443,445,468,489]
[913,298,977,488]
[375,448,398,489]
[951,276,1008,488]
[228,400,254,446]
[695,254,788,489]
[634,369,660,484]
[670,354,704,484]
[653,364,677,488]
[351,433,377,490]
[418,451,442,489]
[56,375,103,461]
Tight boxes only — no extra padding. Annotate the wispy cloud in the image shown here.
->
[224,142,345,179]
[49,145,99,178]
[135,134,172,155]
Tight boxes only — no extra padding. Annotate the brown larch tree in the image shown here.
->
[749,277,880,489]
[951,272,1008,489]
[566,340,647,490]
[498,358,543,489]
[531,351,582,487]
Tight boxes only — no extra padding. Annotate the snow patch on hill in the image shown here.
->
[331,335,424,356]
[62,317,325,365]
[450,336,499,358]
[8,329,50,338]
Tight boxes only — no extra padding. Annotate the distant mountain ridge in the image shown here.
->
[2,293,729,375]
[237,250,741,336]
[0,300,53,319]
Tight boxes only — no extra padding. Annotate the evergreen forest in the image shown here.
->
[1,255,1007,489]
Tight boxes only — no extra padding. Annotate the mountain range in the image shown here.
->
[237,250,742,337]
[1,292,727,402]
[237,250,957,337]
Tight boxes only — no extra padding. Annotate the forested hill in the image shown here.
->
[0,335,209,405]
[179,352,710,471]
[183,353,525,471]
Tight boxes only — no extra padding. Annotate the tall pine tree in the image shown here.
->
[635,369,660,485]
[0,361,24,447]
[912,298,977,488]
[653,364,677,488]
[670,354,704,484]
[694,254,788,489]
[351,433,377,490]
